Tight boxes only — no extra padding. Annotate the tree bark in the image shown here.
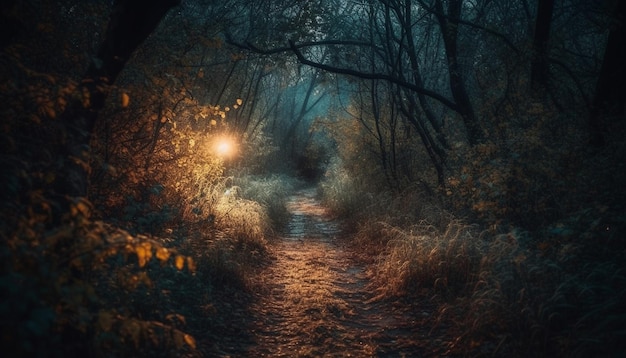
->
[55,0,180,198]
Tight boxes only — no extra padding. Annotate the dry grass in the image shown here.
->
[371,220,481,299]
[321,158,626,356]
[235,173,300,229]
[188,174,300,289]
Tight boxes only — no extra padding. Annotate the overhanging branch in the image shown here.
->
[287,40,459,111]
[224,34,459,111]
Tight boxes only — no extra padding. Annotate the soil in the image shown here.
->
[205,187,455,357]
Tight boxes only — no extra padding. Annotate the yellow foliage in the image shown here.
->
[186,257,196,273]
[184,334,196,349]
[156,247,171,263]
[121,93,130,108]
[175,255,185,270]
[70,199,92,219]
[135,241,152,268]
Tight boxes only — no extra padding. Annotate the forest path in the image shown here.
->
[242,187,444,357]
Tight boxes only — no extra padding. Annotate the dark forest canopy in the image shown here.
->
[2,0,623,195]
[1,0,625,356]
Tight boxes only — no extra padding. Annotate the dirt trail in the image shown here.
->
[244,187,444,357]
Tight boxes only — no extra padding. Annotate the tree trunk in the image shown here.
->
[588,0,626,147]
[433,0,484,145]
[55,0,180,198]
[530,0,555,91]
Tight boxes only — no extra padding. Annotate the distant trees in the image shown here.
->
[226,0,618,191]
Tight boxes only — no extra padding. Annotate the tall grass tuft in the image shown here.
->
[190,173,302,288]
[319,161,381,220]
[234,173,300,230]
[373,220,481,298]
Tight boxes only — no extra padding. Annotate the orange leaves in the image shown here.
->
[70,198,93,220]
[172,254,196,273]
[183,333,197,349]
[186,257,196,273]
[194,100,243,124]
[156,246,171,262]
[121,92,130,108]
[175,255,185,270]
[135,242,152,268]
[129,238,193,271]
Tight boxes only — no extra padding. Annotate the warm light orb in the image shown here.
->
[217,141,231,155]
[214,137,236,158]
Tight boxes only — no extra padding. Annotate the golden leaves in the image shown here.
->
[175,255,185,270]
[70,199,92,219]
[121,92,130,108]
[186,257,196,273]
[173,330,197,349]
[184,333,197,349]
[156,247,171,262]
[135,242,152,268]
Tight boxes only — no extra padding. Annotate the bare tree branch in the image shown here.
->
[224,34,459,111]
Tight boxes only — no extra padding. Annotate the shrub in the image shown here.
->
[0,194,198,357]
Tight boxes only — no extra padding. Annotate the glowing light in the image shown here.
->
[214,137,236,158]
[217,141,231,155]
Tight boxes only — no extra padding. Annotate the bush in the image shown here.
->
[0,194,198,357]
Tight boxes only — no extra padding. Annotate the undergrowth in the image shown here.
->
[319,119,626,356]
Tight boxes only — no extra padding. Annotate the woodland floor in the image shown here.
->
[203,187,458,357]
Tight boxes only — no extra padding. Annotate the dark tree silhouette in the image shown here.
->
[432,0,484,145]
[55,0,181,198]
[589,0,626,146]
[530,0,555,91]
